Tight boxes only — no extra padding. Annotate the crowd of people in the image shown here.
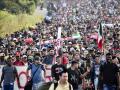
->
[0,0,120,90]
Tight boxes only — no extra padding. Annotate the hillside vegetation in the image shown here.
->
[0,0,44,37]
[0,0,44,14]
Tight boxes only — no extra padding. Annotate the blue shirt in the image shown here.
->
[28,64,45,84]
[43,55,54,65]
[2,66,17,85]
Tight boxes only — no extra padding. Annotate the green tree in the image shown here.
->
[0,0,22,14]
[26,1,36,14]
[0,0,37,14]
[17,0,36,14]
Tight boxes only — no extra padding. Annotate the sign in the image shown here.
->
[57,27,62,49]
[57,27,62,39]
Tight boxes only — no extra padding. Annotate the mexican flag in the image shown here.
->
[97,23,103,50]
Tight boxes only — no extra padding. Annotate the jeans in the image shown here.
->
[3,84,14,90]
[103,84,117,90]
[32,82,43,90]
[78,84,83,90]
[94,77,99,90]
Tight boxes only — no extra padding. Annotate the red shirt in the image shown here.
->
[61,56,69,65]
[25,38,33,44]
[13,60,25,66]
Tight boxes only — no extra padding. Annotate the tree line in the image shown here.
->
[0,0,43,14]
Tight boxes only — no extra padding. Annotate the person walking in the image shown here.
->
[91,56,101,90]
[43,49,55,65]
[67,61,80,90]
[51,56,67,81]
[73,53,90,90]
[49,71,73,90]
[0,57,20,90]
[27,56,46,90]
[99,53,120,90]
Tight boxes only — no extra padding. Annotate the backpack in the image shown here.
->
[54,82,72,90]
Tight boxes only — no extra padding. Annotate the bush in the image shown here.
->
[0,0,21,14]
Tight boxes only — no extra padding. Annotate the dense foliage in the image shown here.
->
[0,0,43,14]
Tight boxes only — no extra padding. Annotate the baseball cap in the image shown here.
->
[41,47,47,51]
[23,55,27,58]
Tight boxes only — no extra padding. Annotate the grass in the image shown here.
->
[0,10,44,37]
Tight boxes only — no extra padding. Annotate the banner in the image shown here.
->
[40,37,74,45]
[45,65,52,82]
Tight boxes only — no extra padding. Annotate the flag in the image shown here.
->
[72,31,81,39]
[97,23,103,50]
